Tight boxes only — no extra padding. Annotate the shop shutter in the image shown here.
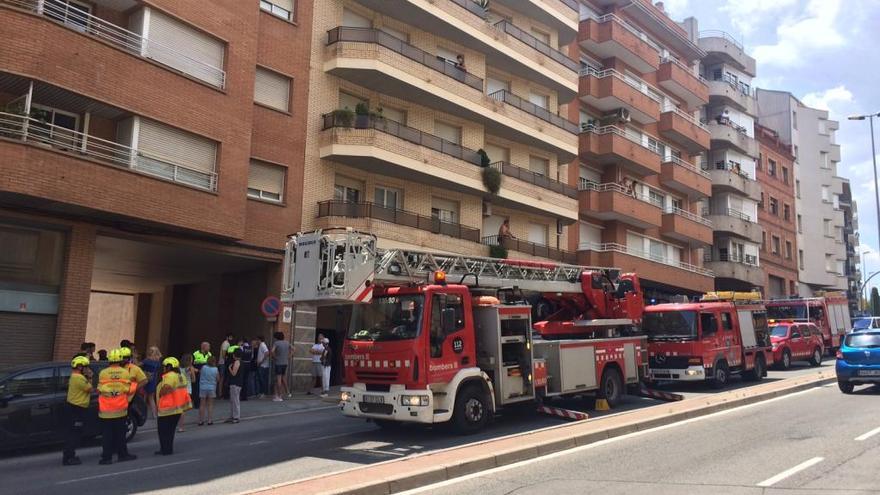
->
[145,8,225,87]
[248,160,285,195]
[254,67,291,111]
[137,118,217,174]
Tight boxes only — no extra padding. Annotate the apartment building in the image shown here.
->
[840,181,861,313]
[756,89,847,295]
[571,1,714,301]
[693,28,763,292]
[0,0,312,367]
[755,124,797,298]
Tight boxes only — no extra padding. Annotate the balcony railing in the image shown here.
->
[586,242,714,277]
[595,14,662,53]
[490,161,577,198]
[704,252,759,267]
[664,154,711,178]
[698,30,743,50]
[0,111,218,190]
[488,90,579,134]
[578,180,663,208]
[710,72,755,98]
[664,106,708,130]
[558,0,578,11]
[702,207,753,223]
[4,0,226,88]
[318,200,481,243]
[450,0,488,19]
[321,112,483,166]
[326,27,483,91]
[581,124,673,157]
[482,235,577,264]
[579,67,662,103]
[665,207,713,227]
[492,20,579,72]
[706,159,753,180]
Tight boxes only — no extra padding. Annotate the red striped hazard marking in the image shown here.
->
[537,405,589,421]
[639,385,684,402]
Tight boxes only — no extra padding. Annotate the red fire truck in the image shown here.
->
[643,292,772,388]
[765,293,851,354]
[282,229,647,433]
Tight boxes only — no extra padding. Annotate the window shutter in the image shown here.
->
[268,0,293,11]
[145,8,225,87]
[434,121,461,144]
[528,223,548,245]
[579,222,602,248]
[137,118,216,174]
[484,143,509,164]
[248,160,285,195]
[339,92,367,112]
[342,8,371,28]
[334,175,364,192]
[254,68,291,111]
[529,155,549,176]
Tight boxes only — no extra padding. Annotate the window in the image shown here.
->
[761,231,766,251]
[142,8,226,88]
[796,180,801,198]
[334,175,362,203]
[768,159,777,177]
[339,92,367,113]
[374,186,401,209]
[431,197,458,224]
[486,76,510,95]
[769,197,779,216]
[821,151,830,169]
[434,121,461,145]
[797,214,803,233]
[259,0,293,21]
[671,197,683,210]
[530,28,551,45]
[379,25,408,42]
[786,241,793,259]
[528,91,549,110]
[430,293,465,357]
[484,143,510,164]
[783,204,791,221]
[247,160,285,202]
[799,249,805,269]
[254,67,291,111]
[720,313,733,331]
[648,189,665,206]
[342,7,371,28]
[528,223,548,246]
[782,167,789,184]
[759,192,764,209]
[381,106,406,125]
[3,368,55,397]
[29,104,79,149]
[792,110,797,129]
[45,0,91,32]
[825,254,833,272]
[772,236,780,255]
[700,312,718,336]
[134,117,218,190]
[823,219,832,236]
[529,155,549,176]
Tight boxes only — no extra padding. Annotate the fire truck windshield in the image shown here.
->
[643,311,697,340]
[770,325,790,337]
[347,295,424,342]
[767,304,807,320]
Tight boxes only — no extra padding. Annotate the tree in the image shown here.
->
[871,287,880,317]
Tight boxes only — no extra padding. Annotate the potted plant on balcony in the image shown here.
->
[354,102,370,128]
[482,165,502,195]
[330,107,354,128]
[476,148,491,168]
[488,243,508,259]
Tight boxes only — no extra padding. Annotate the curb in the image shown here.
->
[251,371,836,495]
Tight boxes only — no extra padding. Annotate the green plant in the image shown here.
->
[482,166,502,194]
[334,107,354,127]
[354,102,370,116]
[488,243,508,259]
[476,148,491,168]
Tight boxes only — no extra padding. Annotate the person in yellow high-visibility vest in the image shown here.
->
[155,357,193,456]
[97,349,137,465]
[63,355,92,466]
[119,347,147,402]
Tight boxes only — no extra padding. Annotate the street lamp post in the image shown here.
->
[848,112,880,315]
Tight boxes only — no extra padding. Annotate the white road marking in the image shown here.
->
[395,386,823,495]
[249,440,270,446]
[756,457,824,487]
[56,459,201,485]
[854,426,880,441]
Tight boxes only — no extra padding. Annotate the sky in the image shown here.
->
[660,0,880,295]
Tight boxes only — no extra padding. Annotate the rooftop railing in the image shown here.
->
[482,235,577,264]
[586,242,714,276]
[488,89,579,134]
[492,20,579,72]
[698,30,743,51]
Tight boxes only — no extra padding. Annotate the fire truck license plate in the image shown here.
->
[858,370,880,376]
[363,395,385,404]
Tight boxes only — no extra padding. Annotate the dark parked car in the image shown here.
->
[0,361,147,451]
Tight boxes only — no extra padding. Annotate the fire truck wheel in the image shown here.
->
[711,361,729,389]
[809,347,823,367]
[744,354,765,382]
[779,349,792,370]
[452,385,490,434]
[838,381,854,394]
[598,367,623,407]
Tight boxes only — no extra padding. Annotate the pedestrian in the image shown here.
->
[63,355,93,466]
[191,341,212,409]
[97,349,136,465]
[198,355,219,425]
[98,349,108,361]
[308,335,325,395]
[256,335,270,398]
[80,342,96,361]
[271,332,292,401]
[155,357,192,456]
[239,337,253,401]
[226,348,243,424]
[218,333,233,399]
[320,337,332,397]
[141,346,162,418]
[177,354,196,433]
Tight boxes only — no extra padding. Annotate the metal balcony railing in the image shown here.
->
[318,200,481,243]
[702,207,753,223]
[698,30,743,50]
[579,67,662,103]
[482,235,577,264]
[488,90,579,134]
[594,14,662,53]
[585,242,714,276]
[492,20,579,72]
[578,180,663,208]
[704,252,759,266]
[326,27,483,91]
[581,124,675,158]
[490,162,578,198]
[558,0,578,11]
[451,0,488,19]
[665,207,713,227]
[0,111,217,190]
[709,72,755,98]
[663,154,711,178]
[664,106,708,131]
[3,0,226,88]
[707,159,753,180]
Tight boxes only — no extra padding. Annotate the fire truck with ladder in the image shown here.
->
[643,292,773,388]
[281,229,648,433]
[764,292,851,354]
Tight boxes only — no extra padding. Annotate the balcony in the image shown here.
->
[579,68,660,124]
[706,164,761,200]
[704,208,763,244]
[490,162,578,199]
[325,27,577,160]
[482,235,577,264]
[579,125,662,176]
[706,75,756,115]
[830,143,841,162]
[660,157,712,198]
[703,253,763,288]
[351,0,578,98]
[658,108,710,153]
[317,200,481,243]
[661,208,713,246]
[657,59,709,108]
[707,121,759,158]
[578,182,662,228]
[698,31,756,77]
[578,243,714,293]
[3,0,226,88]
[494,0,579,44]
[579,15,660,73]
[319,113,578,221]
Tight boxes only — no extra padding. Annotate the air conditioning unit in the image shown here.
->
[482,201,492,217]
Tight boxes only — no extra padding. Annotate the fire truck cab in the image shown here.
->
[644,292,772,388]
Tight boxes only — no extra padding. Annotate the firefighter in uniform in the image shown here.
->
[191,342,212,409]
[63,356,93,466]
[155,357,193,456]
[97,349,137,464]
[120,346,148,402]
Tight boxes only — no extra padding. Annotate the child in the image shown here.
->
[198,356,219,425]
[177,354,196,432]
[226,348,243,424]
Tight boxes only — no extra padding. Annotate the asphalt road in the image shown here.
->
[0,362,834,495]
[406,378,880,494]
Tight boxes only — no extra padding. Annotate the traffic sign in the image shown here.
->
[261,296,282,317]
